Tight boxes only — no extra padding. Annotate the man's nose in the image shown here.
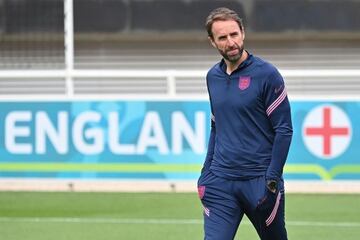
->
[226,36,235,46]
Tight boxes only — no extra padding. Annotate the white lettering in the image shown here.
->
[36,111,68,154]
[73,111,104,154]
[108,112,136,154]
[137,111,169,154]
[172,111,206,154]
[4,109,208,156]
[5,111,32,154]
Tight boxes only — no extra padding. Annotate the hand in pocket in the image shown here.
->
[256,187,281,227]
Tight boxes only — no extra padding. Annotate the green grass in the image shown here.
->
[0,192,359,240]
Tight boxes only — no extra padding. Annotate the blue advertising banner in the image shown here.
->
[286,101,359,180]
[0,100,359,180]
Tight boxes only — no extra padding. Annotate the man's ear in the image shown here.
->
[208,36,216,48]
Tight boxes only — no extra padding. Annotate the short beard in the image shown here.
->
[219,43,244,63]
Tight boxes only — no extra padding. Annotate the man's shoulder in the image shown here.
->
[207,61,223,78]
[250,55,282,83]
[252,55,278,73]
[208,61,222,73]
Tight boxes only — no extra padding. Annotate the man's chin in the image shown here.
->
[227,50,245,63]
[227,55,241,63]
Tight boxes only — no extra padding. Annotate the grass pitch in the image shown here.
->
[0,192,359,240]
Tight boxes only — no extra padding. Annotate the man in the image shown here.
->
[197,7,293,240]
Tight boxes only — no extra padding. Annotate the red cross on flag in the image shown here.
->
[302,105,352,159]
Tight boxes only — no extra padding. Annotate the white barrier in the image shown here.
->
[1,179,360,193]
[1,69,360,98]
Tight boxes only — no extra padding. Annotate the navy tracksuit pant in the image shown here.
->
[198,169,287,240]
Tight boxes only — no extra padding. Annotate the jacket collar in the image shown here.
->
[220,51,253,73]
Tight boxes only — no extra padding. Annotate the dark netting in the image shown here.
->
[0,0,64,69]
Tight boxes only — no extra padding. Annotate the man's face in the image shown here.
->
[209,20,245,63]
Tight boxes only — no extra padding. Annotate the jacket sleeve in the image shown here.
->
[201,116,215,173]
[263,69,293,181]
[202,72,216,173]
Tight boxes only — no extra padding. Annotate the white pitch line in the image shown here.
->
[0,217,202,225]
[0,217,359,228]
[286,221,360,228]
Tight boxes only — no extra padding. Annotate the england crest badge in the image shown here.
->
[238,76,251,90]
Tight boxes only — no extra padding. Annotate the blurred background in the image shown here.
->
[0,1,360,240]
[0,0,359,190]
[1,0,360,95]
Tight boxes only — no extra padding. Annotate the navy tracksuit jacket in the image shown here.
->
[203,52,293,181]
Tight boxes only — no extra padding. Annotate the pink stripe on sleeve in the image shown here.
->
[266,88,287,116]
